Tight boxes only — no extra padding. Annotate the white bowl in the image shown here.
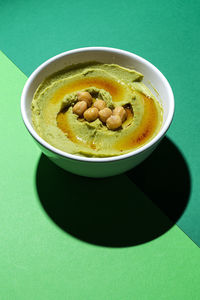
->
[21,47,174,177]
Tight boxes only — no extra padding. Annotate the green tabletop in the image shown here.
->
[0,0,200,299]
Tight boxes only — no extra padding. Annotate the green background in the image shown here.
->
[0,0,200,299]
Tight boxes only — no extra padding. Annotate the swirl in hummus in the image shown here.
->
[31,62,163,157]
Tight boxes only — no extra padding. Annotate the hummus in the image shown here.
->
[32,63,163,157]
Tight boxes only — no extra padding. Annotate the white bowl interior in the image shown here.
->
[22,47,174,161]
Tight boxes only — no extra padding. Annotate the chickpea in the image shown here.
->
[99,108,112,123]
[93,99,106,111]
[113,106,127,122]
[72,100,87,116]
[106,115,122,130]
[77,91,92,107]
[84,107,99,122]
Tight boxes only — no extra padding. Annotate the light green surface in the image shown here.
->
[0,51,200,299]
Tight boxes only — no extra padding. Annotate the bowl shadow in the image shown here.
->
[35,137,191,248]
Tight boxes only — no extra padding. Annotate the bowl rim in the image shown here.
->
[21,46,175,163]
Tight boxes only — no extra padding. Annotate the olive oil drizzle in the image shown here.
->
[55,78,160,151]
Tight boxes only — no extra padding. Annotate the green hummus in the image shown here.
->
[32,63,163,157]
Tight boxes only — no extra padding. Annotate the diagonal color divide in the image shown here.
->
[0,50,200,300]
[1,0,200,248]
[0,49,198,248]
